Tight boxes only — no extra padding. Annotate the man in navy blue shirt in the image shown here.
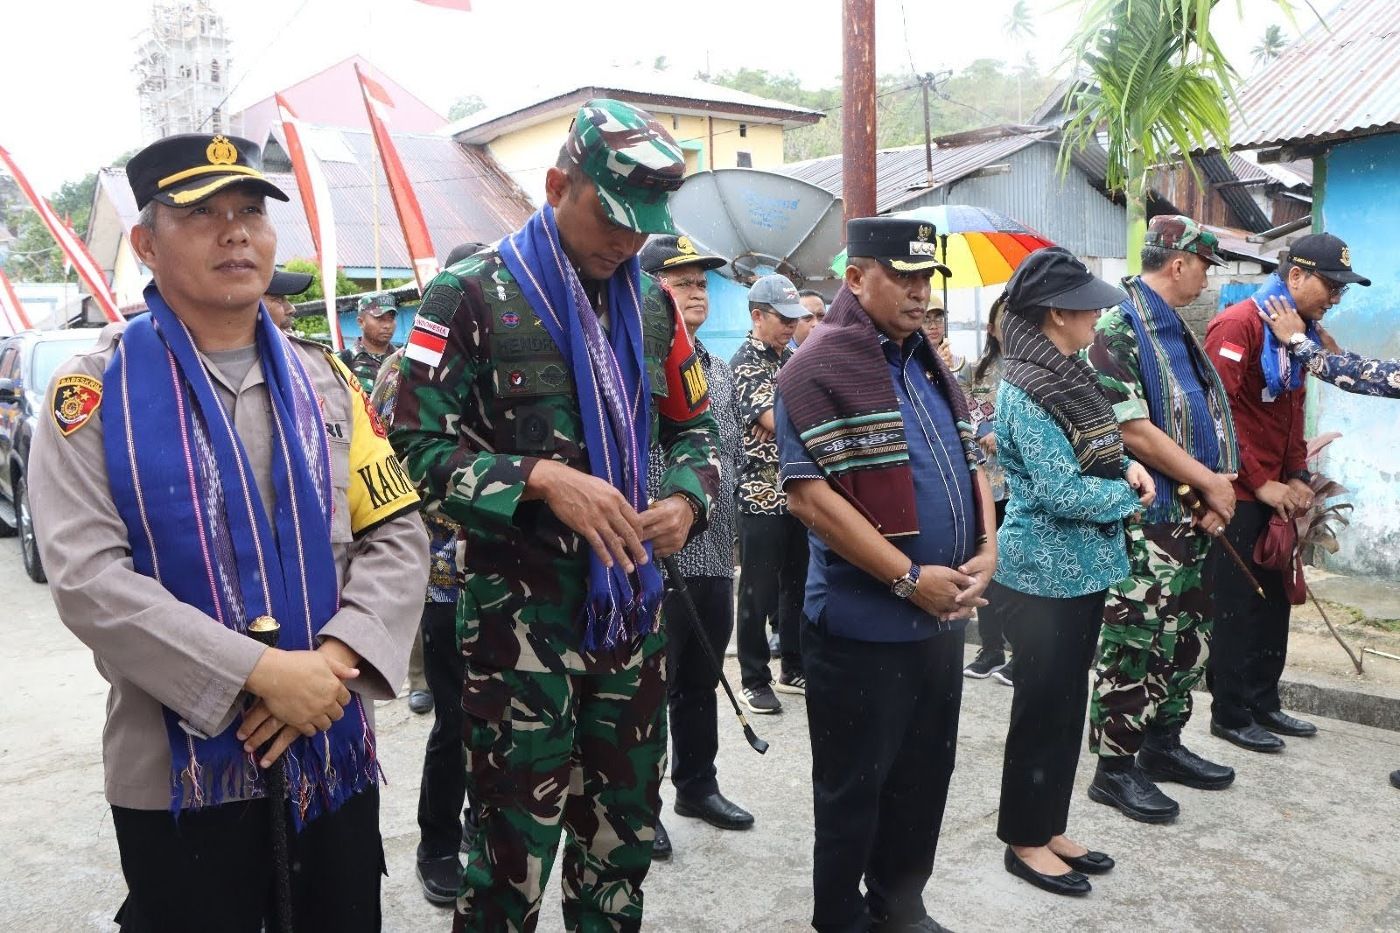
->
[776,218,995,933]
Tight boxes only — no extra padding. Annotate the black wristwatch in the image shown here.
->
[891,563,921,600]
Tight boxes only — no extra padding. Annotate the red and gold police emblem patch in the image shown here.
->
[52,375,102,436]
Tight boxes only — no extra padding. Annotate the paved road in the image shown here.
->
[1,535,1397,932]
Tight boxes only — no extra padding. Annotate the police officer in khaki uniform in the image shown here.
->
[29,133,428,933]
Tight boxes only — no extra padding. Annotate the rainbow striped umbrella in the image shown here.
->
[830,204,1055,288]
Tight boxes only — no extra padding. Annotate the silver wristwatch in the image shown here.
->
[1287,331,1308,349]
[890,563,921,599]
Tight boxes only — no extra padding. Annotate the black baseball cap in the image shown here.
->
[846,217,952,276]
[640,235,727,274]
[265,270,313,297]
[1004,246,1127,312]
[127,133,289,211]
[1286,233,1371,286]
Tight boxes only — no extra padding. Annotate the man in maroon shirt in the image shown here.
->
[1204,233,1370,753]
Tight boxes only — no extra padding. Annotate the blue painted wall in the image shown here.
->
[1312,133,1400,578]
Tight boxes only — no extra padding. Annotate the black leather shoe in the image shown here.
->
[1087,763,1179,823]
[1211,720,1285,753]
[408,689,434,714]
[652,820,672,860]
[1059,849,1115,874]
[1003,846,1091,897]
[1391,769,1400,790]
[674,791,754,830]
[416,855,461,906]
[1138,730,1236,790]
[869,912,950,932]
[1255,710,1317,737]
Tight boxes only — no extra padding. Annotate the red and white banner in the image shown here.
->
[0,143,121,323]
[0,267,32,335]
[413,0,472,10]
[354,64,438,292]
[275,93,344,351]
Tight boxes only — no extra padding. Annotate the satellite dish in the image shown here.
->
[670,169,844,286]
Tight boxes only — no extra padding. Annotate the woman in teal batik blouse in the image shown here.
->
[988,247,1156,898]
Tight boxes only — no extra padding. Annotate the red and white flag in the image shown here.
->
[275,93,344,351]
[413,0,472,10]
[0,267,32,335]
[405,315,448,368]
[1217,340,1246,363]
[354,64,438,292]
[0,143,121,323]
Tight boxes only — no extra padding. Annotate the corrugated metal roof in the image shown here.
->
[780,127,1054,213]
[1233,0,1400,150]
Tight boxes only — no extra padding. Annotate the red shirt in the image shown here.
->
[1204,299,1307,502]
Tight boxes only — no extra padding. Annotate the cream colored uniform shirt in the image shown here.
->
[29,322,429,810]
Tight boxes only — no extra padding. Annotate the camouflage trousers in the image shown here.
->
[1089,522,1214,759]
[454,649,668,933]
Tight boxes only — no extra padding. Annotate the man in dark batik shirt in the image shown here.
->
[731,273,811,714]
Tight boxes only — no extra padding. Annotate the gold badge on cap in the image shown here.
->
[1341,246,1352,268]
[206,135,238,166]
[677,236,696,255]
[917,224,933,242]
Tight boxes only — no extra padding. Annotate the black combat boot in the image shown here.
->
[1088,758,1179,824]
[1138,727,1236,790]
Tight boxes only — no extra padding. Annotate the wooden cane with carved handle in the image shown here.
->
[1176,485,1265,599]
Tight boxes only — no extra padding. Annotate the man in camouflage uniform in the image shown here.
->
[338,292,399,392]
[1085,215,1240,823]
[390,100,719,932]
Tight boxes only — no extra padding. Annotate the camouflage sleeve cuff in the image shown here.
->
[440,453,538,530]
[1112,398,1151,423]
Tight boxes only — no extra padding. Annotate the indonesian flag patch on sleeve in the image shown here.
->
[406,315,449,368]
[1217,340,1245,363]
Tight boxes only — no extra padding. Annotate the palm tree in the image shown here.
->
[1005,1,1036,120]
[1005,0,1035,41]
[1057,0,1309,273]
[1253,24,1288,66]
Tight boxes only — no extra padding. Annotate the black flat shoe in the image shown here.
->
[1003,846,1091,897]
[1211,720,1285,753]
[674,791,755,830]
[652,820,672,861]
[416,856,461,906]
[1255,710,1317,737]
[1058,849,1115,875]
[1390,769,1400,790]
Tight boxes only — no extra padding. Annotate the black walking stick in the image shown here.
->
[661,555,769,755]
[247,616,295,933]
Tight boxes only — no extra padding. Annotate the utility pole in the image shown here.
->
[920,73,934,190]
[842,0,876,224]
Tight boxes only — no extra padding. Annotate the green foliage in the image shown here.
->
[1252,24,1288,66]
[448,94,486,122]
[705,59,1060,164]
[281,257,362,304]
[1056,0,1299,270]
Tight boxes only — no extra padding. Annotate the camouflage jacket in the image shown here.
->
[1291,336,1400,398]
[730,333,791,515]
[338,339,397,394]
[389,249,720,674]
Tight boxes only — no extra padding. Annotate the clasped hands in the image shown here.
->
[910,545,995,621]
[239,638,359,768]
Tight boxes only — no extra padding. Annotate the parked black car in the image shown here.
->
[0,328,102,582]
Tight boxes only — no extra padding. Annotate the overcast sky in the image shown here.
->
[3,0,1318,194]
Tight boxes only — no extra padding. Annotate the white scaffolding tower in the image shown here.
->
[133,1,233,142]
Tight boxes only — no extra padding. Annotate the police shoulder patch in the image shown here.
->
[52,374,103,436]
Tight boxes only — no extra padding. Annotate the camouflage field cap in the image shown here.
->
[1145,215,1227,267]
[565,99,685,235]
[356,293,399,316]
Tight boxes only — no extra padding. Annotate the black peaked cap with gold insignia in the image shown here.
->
[639,234,727,274]
[126,133,290,210]
[846,217,952,277]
